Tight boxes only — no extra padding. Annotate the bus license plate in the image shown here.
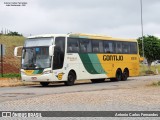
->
[31,77,37,80]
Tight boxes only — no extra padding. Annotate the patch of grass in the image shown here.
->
[0,73,21,78]
[140,64,160,76]
[152,81,160,86]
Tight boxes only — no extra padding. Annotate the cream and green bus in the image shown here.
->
[14,33,140,86]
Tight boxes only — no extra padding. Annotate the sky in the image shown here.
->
[0,0,160,38]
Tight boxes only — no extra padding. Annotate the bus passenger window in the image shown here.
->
[68,44,78,52]
[104,41,114,53]
[92,40,100,53]
[67,38,79,53]
[104,43,110,53]
[93,47,99,52]
[122,42,130,54]
[130,42,137,54]
[79,39,92,53]
[80,44,86,52]
[73,45,79,52]
[99,41,104,53]
[68,45,73,52]
[116,42,122,54]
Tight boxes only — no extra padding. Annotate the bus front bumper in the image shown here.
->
[21,74,54,82]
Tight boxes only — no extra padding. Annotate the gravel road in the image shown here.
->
[0,75,160,119]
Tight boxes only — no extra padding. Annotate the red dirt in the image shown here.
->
[0,56,20,74]
[0,63,20,74]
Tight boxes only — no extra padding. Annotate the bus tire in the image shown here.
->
[110,69,122,81]
[122,69,129,81]
[64,71,76,86]
[91,79,105,83]
[40,82,49,87]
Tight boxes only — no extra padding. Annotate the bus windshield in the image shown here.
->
[24,38,53,47]
[22,47,51,70]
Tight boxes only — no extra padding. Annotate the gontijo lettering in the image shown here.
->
[103,55,123,61]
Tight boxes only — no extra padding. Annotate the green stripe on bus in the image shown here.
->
[33,70,43,74]
[88,54,106,74]
[79,54,99,74]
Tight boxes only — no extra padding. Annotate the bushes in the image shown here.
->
[0,73,20,78]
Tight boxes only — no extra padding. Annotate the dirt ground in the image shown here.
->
[0,75,159,87]
[0,78,37,87]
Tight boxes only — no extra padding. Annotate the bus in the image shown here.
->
[14,33,141,86]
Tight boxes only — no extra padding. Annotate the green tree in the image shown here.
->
[138,35,160,67]
[7,31,22,36]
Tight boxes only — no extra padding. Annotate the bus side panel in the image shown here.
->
[65,53,107,80]
[97,54,140,78]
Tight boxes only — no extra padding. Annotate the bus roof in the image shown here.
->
[69,33,137,42]
[27,34,67,39]
[27,33,137,42]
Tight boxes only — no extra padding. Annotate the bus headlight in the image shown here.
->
[43,70,52,74]
[21,71,25,75]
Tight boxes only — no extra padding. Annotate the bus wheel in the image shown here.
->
[91,79,105,83]
[64,71,76,86]
[40,82,49,87]
[110,69,122,81]
[122,69,129,81]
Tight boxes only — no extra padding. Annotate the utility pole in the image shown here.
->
[140,0,145,59]
[0,44,3,77]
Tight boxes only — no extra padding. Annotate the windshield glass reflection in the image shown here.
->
[22,47,51,70]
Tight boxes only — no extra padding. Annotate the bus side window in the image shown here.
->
[104,43,109,53]
[67,38,79,53]
[80,44,86,52]
[92,40,100,53]
[79,39,87,53]
[68,45,72,52]
[122,42,130,54]
[79,39,92,53]
[104,41,114,53]
[99,41,104,53]
[93,47,99,52]
[130,42,137,54]
[116,42,122,54]
[73,45,79,52]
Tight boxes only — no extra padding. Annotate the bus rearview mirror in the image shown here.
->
[49,45,55,56]
[14,46,23,57]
